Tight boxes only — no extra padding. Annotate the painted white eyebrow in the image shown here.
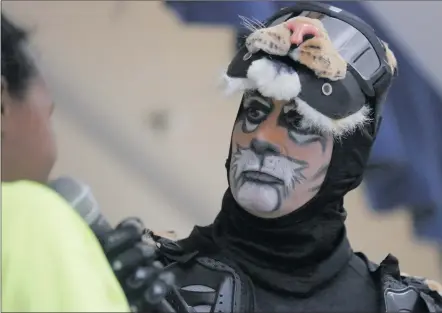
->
[243,95,272,109]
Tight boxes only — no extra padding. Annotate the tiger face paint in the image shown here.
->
[229,91,333,218]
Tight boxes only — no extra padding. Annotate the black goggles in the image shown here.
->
[265,1,395,99]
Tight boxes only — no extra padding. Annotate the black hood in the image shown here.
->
[223,94,377,217]
[184,107,377,295]
[181,2,396,295]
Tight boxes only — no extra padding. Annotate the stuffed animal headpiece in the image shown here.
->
[223,2,398,138]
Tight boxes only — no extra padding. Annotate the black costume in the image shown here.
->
[156,3,442,312]
[105,2,442,312]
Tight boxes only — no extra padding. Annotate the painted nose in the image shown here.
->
[253,115,288,155]
[250,138,281,155]
[285,21,320,45]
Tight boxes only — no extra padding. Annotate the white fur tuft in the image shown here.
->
[247,58,301,101]
[221,73,255,96]
[220,58,302,100]
[295,97,371,138]
[221,58,371,138]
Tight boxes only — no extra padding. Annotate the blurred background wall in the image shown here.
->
[2,1,441,280]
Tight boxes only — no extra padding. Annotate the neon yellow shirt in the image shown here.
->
[1,181,130,312]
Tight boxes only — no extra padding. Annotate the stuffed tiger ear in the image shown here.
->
[382,40,398,76]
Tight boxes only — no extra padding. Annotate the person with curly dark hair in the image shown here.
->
[1,14,130,312]
[1,13,56,183]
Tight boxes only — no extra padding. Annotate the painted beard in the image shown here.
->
[229,145,308,213]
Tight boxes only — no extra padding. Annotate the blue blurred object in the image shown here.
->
[164,1,442,244]
[330,2,442,245]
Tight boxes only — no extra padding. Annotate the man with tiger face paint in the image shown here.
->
[230,92,333,218]
[143,3,442,313]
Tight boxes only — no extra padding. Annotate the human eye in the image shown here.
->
[283,105,324,143]
[242,96,271,132]
[245,106,267,123]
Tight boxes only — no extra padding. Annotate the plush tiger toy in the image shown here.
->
[243,15,397,82]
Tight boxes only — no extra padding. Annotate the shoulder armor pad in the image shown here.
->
[376,254,442,312]
[165,257,254,312]
[400,273,442,312]
[384,286,420,312]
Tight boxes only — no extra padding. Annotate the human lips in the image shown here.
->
[242,170,284,185]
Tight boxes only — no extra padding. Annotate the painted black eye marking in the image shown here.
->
[241,94,273,133]
[279,103,328,153]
